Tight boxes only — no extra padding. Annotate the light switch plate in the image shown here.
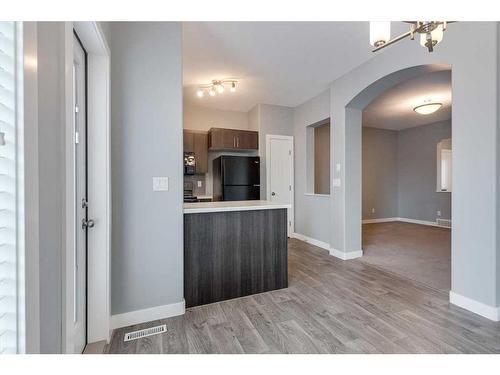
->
[332,178,341,187]
[197,180,202,188]
[153,177,169,191]
[336,163,341,172]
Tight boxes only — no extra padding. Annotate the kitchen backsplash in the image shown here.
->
[184,174,207,197]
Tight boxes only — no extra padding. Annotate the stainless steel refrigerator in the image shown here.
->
[212,156,260,201]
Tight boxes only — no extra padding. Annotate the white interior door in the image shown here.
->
[73,34,88,354]
[267,135,294,235]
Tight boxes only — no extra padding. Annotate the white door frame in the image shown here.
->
[265,134,295,234]
[63,22,111,352]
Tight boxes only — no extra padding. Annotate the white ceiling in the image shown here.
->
[183,22,408,112]
[362,70,452,130]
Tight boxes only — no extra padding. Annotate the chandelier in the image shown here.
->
[370,21,452,53]
[195,79,238,98]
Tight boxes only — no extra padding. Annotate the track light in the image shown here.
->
[195,79,238,98]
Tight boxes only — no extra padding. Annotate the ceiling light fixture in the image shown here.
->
[369,21,452,53]
[413,102,442,115]
[195,79,238,98]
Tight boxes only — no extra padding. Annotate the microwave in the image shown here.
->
[184,152,196,175]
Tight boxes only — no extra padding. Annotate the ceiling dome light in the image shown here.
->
[208,87,216,96]
[230,81,236,92]
[216,83,224,94]
[370,21,391,47]
[196,89,204,98]
[413,102,442,115]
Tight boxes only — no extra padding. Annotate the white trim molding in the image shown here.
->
[61,22,111,351]
[362,217,399,224]
[290,232,330,251]
[110,300,186,330]
[329,248,363,260]
[362,217,451,229]
[290,233,363,260]
[449,291,500,322]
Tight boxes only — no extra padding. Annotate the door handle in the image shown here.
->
[233,136,236,148]
[237,136,239,148]
[82,218,95,229]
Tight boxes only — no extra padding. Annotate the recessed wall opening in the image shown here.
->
[359,67,452,292]
[306,118,331,195]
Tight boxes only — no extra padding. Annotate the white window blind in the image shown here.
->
[0,21,23,354]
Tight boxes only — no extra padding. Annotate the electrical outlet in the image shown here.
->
[197,180,203,188]
[437,210,442,217]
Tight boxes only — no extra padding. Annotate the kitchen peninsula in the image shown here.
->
[184,200,290,308]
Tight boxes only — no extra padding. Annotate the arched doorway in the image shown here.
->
[356,66,452,291]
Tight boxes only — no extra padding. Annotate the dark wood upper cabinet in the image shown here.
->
[208,128,259,151]
[193,132,208,174]
[183,130,208,174]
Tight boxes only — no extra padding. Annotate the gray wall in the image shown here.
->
[362,121,452,222]
[109,22,184,315]
[330,22,500,309]
[37,22,65,354]
[254,104,294,198]
[398,121,452,222]
[293,89,331,243]
[314,123,331,195]
[362,127,398,219]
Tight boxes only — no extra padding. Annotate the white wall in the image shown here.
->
[293,89,331,243]
[183,103,251,131]
[109,23,184,316]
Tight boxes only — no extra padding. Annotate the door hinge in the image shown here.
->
[75,131,80,144]
[75,106,79,113]
[289,185,292,191]
[289,150,292,155]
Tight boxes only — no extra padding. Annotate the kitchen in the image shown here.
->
[182,102,292,308]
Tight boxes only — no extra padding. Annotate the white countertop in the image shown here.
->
[184,200,291,214]
[196,195,213,200]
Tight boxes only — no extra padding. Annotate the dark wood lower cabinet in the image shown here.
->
[184,209,288,308]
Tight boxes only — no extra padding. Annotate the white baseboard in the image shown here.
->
[362,217,450,229]
[291,232,363,260]
[330,247,363,260]
[110,300,185,329]
[362,217,399,224]
[290,232,330,251]
[449,291,499,322]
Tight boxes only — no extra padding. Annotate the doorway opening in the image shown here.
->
[359,67,452,291]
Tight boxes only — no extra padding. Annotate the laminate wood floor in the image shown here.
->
[106,238,500,354]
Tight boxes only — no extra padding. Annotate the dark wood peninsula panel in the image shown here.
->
[184,208,288,307]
